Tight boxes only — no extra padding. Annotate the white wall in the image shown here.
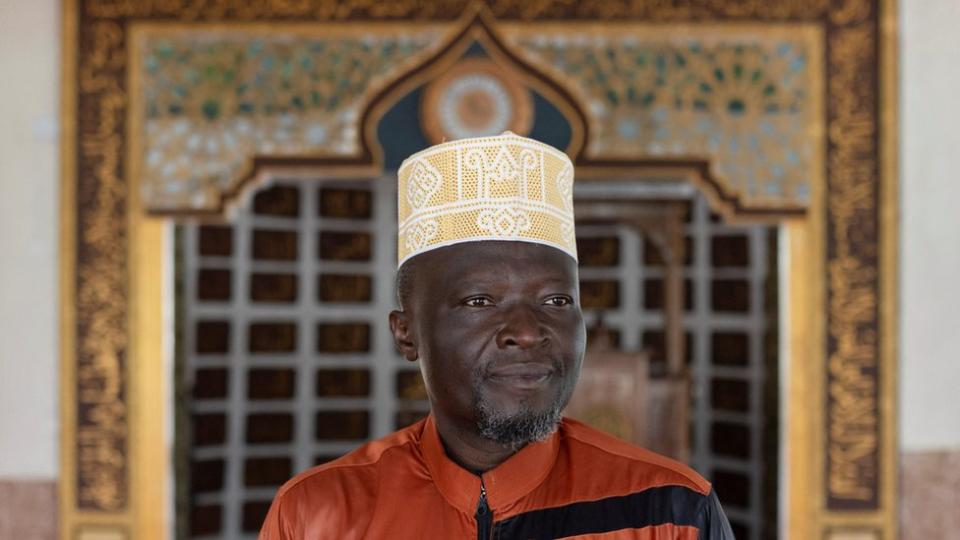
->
[0,0,60,478]
[899,0,960,452]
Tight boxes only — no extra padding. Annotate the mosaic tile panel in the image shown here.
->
[135,29,445,211]
[504,27,821,209]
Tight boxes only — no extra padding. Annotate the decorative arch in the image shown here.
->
[61,1,898,539]
[361,5,590,164]
[129,7,596,219]
[129,5,820,222]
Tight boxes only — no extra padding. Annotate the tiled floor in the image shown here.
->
[0,480,56,540]
[901,449,960,540]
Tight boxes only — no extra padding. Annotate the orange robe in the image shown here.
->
[259,415,733,539]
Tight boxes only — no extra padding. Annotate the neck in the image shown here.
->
[432,413,519,474]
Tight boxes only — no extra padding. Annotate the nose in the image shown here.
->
[496,303,547,349]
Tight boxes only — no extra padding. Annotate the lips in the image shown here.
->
[486,363,556,391]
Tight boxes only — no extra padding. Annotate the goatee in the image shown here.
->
[472,366,576,451]
[475,401,564,451]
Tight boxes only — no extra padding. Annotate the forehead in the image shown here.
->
[414,241,577,287]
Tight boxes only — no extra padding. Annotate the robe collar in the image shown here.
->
[420,414,560,515]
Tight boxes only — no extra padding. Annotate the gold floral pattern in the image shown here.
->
[135,29,446,211]
[504,27,820,210]
[63,1,894,538]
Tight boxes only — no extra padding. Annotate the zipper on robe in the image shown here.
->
[475,478,492,540]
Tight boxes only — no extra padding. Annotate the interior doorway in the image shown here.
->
[175,176,782,540]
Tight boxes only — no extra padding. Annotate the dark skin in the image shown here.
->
[389,241,586,473]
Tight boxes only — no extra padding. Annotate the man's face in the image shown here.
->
[392,241,586,448]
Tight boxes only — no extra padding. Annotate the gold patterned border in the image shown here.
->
[60,1,897,538]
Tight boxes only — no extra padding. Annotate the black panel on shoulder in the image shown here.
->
[494,484,706,540]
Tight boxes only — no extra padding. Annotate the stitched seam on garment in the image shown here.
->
[562,430,711,495]
[275,437,421,498]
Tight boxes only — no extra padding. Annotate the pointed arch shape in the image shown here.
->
[359,3,590,165]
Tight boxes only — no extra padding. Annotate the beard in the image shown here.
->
[472,363,577,451]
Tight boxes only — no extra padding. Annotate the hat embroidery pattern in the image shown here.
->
[407,158,442,209]
[555,162,575,243]
[396,132,577,267]
[477,206,533,237]
[560,222,575,244]
[405,219,439,252]
[556,162,573,211]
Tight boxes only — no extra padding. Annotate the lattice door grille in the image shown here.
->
[180,178,428,539]
[180,182,775,540]
[576,196,775,540]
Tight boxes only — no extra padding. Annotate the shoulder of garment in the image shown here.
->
[488,418,736,540]
[258,420,427,540]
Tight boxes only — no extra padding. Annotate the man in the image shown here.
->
[259,132,734,539]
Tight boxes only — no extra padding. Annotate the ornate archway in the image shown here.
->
[61,2,897,538]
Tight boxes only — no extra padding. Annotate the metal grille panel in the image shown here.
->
[180,182,774,539]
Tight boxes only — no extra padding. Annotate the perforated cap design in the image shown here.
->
[396,132,577,267]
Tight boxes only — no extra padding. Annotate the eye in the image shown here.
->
[544,295,573,307]
[464,296,494,307]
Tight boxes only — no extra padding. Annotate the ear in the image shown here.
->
[389,309,418,362]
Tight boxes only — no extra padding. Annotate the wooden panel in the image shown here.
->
[190,505,222,536]
[251,229,298,261]
[196,269,232,301]
[711,378,750,412]
[642,236,692,266]
[192,368,227,399]
[643,278,693,311]
[192,414,226,447]
[580,280,620,309]
[315,411,369,440]
[711,332,750,366]
[241,501,272,533]
[190,459,224,494]
[245,414,293,444]
[641,331,693,372]
[195,321,230,354]
[711,279,750,312]
[248,322,297,353]
[711,421,751,459]
[253,185,300,217]
[198,225,233,257]
[564,349,648,446]
[243,457,291,487]
[586,326,621,349]
[316,369,370,397]
[576,236,620,267]
[250,273,298,303]
[317,274,372,303]
[316,323,369,353]
[247,368,295,400]
[711,234,751,267]
[318,187,372,219]
[318,231,372,261]
[713,469,751,508]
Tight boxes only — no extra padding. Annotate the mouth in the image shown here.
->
[486,363,556,392]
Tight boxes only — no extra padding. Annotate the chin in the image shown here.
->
[473,388,569,450]
[476,404,562,450]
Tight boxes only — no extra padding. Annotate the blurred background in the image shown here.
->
[1,1,957,539]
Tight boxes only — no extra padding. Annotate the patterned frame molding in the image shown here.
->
[60,1,897,539]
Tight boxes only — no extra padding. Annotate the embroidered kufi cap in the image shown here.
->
[396,132,577,267]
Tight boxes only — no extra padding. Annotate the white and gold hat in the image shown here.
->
[397,132,577,267]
